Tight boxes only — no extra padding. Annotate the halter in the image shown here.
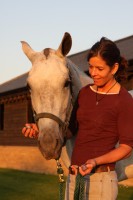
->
[33,80,73,138]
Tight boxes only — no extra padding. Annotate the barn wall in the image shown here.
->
[0,98,37,146]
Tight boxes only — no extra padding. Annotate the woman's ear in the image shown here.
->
[112,63,119,75]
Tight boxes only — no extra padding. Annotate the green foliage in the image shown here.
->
[0,168,133,200]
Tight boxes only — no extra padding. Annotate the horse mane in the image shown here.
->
[67,58,93,102]
[60,59,93,169]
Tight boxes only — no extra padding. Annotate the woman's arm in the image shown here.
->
[95,144,132,165]
[78,144,132,176]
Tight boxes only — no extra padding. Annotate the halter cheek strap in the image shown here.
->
[33,90,73,138]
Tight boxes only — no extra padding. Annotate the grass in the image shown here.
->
[0,168,133,200]
[117,185,133,200]
[0,168,60,200]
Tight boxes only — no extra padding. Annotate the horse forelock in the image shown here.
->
[43,48,50,59]
[29,53,68,80]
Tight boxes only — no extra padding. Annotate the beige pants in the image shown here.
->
[65,171,118,200]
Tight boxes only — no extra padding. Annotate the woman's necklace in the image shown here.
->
[96,81,117,105]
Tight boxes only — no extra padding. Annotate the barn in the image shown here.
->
[0,35,133,176]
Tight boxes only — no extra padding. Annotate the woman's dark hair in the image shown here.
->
[87,37,128,82]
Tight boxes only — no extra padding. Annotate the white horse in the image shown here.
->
[21,32,133,182]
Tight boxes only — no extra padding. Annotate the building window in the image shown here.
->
[0,104,4,130]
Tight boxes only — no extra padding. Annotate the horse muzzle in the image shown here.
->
[38,129,63,160]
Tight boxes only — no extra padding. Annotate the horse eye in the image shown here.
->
[64,80,71,88]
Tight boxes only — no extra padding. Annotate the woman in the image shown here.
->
[22,37,133,200]
[65,37,133,200]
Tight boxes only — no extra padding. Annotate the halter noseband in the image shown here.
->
[33,88,73,137]
[34,112,64,127]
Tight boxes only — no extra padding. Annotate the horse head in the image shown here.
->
[21,33,73,160]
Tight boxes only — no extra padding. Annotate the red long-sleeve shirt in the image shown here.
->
[71,85,133,166]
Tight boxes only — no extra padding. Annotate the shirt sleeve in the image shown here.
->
[118,93,133,147]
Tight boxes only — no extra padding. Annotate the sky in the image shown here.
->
[0,0,133,84]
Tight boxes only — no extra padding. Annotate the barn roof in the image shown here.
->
[0,35,133,94]
[69,35,133,71]
[0,72,28,94]
[115,35,133,60]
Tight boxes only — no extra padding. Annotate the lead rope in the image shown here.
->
[56,160,85,200]
[74,173,85,200]
[56,159,65,200]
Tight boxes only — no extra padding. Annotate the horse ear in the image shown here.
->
[56,32,72,57]
[21,41,36,63]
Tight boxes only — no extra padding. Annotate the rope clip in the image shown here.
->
[56,159,65,183]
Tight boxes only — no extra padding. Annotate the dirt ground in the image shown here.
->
[0,145,68,175]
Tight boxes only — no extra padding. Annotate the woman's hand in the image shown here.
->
[79,159,97,176]
[69,165,79,175]
[22,123,39,138]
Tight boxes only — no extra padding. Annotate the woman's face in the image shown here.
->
[88,55,115,87]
